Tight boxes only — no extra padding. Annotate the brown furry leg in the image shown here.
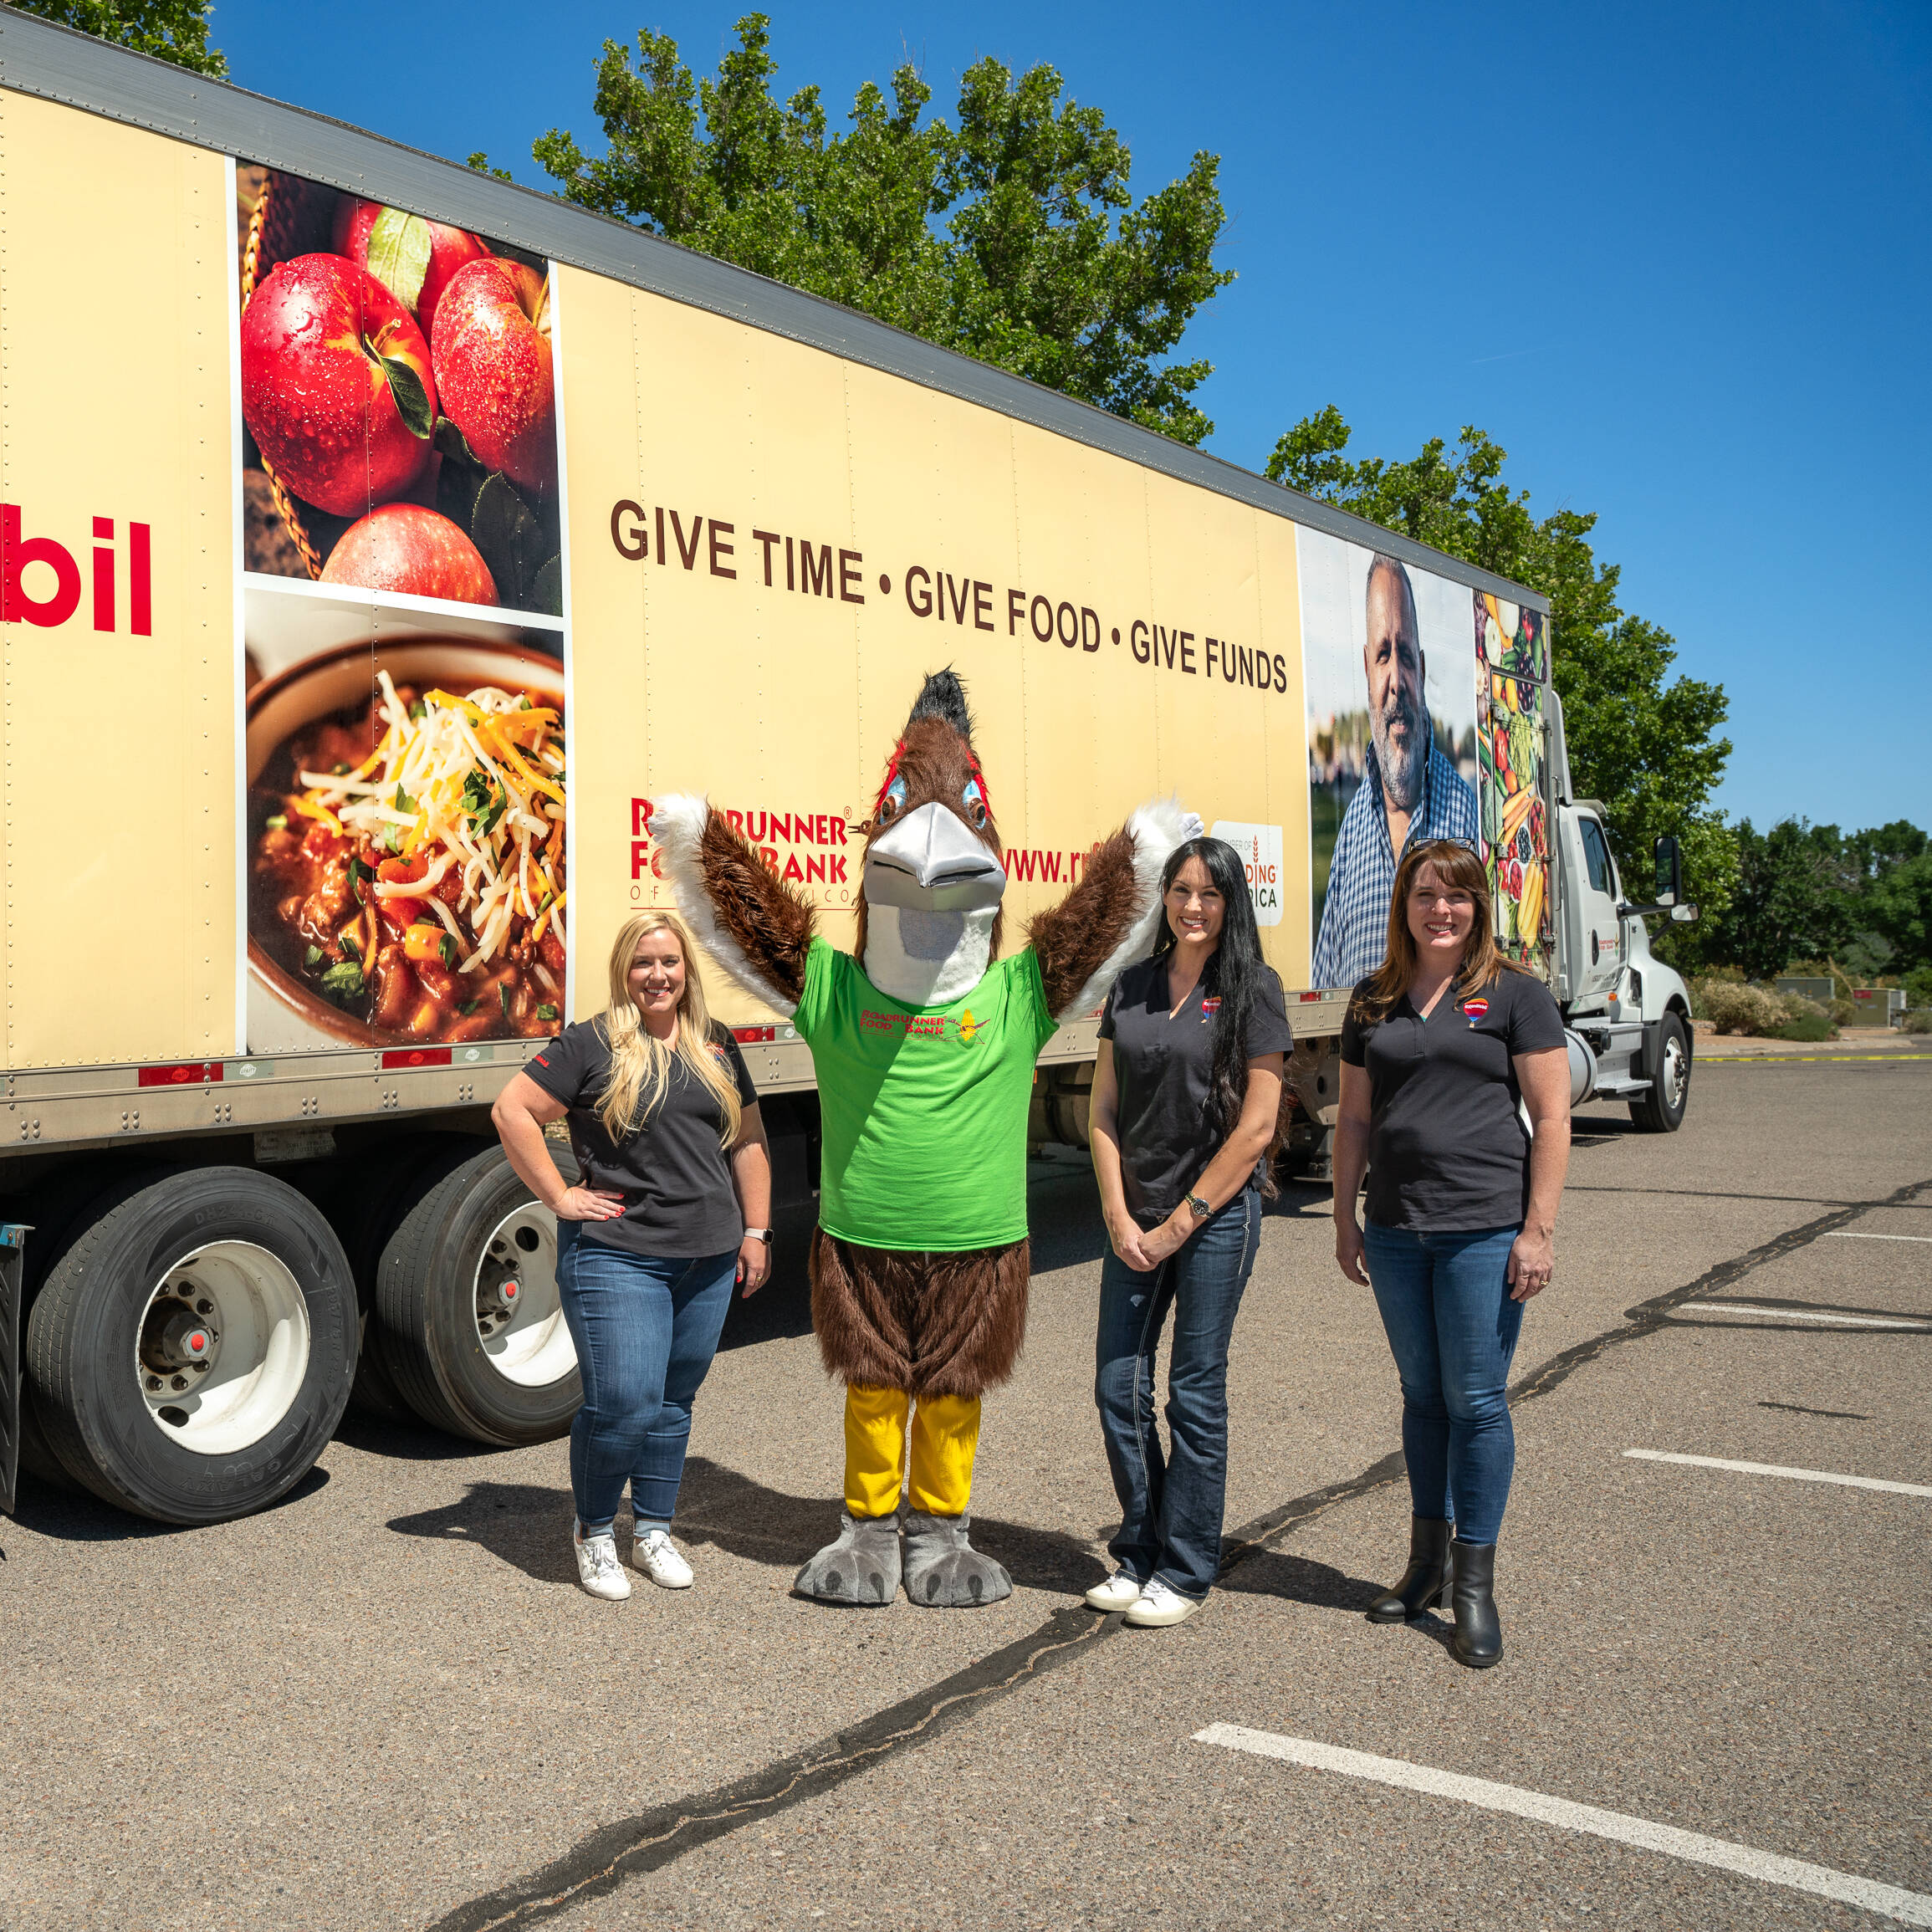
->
[809,1229,914,1390]
[809,1233,1031,1401]
[908,1240,1031,1400]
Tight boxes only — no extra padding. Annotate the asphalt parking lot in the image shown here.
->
[3,1048,1927,1931]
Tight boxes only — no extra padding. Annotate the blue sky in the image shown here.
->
[217,0,1930,833]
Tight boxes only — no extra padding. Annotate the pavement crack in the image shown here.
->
[1509,1176,1932,1407]
[421,1606,1117,1931]
[423,1173,1930,1930]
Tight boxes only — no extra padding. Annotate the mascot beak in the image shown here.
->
[865,801,1007,911]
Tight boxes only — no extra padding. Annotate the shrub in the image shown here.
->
[1694,978,1790,1035]
[1905,965,1932,1009]
[1904,1009,1932,1035]
[1781,992,1828,1022]
[1775,1012,1834,1042]
[1830,999,1856,1026]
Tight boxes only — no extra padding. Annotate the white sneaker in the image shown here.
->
[1123,1577,1203,1628]
[1084,1569,1146,1612]
[574,1524,631,1601]
[635,1527,694,1589]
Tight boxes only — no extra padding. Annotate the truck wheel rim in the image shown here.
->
[1663,1036,1688,1108]
[135,1242,311,1455]
[473,1205,575,1388]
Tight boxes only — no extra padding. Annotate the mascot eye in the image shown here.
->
[961,778,987,830]
[877,774,907,825]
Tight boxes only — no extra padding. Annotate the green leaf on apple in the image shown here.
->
[365,207,434,319]
[470,473,544,605]
[433,417,482,468]
[379,355,435,441]
[530,555,563,617]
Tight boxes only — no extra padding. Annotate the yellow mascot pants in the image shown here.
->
[843,1384,980,1518]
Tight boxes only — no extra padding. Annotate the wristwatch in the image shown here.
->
[1185,1193,1212,1222]
[743,1227,773,1245]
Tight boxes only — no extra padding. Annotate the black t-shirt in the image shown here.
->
[1340,967,1566,1232]
[526,1017,759,1258]
[1097,951,1293,1223]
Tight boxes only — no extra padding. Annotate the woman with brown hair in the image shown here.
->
[1333,840,1570,1667]
[492,912,771,1602]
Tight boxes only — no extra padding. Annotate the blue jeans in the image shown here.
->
[555,1222,738,1534]
[1094,1185,1260,1599]
[1361,1221,1523,1546]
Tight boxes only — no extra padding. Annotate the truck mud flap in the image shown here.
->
[0,1224,27,1516]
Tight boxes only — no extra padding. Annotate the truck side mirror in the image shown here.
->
[1653,835,1683,907]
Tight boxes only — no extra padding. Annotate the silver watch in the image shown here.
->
[1186,1193,1212,1221]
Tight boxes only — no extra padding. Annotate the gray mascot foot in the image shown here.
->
[794,1510,902,1606]
[902,1510,1012,1607]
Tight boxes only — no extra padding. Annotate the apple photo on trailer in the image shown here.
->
[233,161,563,667]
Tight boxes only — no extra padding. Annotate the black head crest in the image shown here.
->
[905,668,974,746]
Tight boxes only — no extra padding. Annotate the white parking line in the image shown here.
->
[1623,1449,1932,1497]
[1826,1230,1932,1244]
[1193,1726,1932,1926]
[1688,1302,1930,1330]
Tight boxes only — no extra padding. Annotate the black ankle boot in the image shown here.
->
[1449,1539,1502,1668]
[1366,1516,1454,1623]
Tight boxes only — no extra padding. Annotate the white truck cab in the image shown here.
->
[1546,690,1698,1132]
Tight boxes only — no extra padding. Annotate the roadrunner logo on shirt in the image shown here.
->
[861,1009,981,1045]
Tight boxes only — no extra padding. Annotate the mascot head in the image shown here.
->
[855,669,1008,1006]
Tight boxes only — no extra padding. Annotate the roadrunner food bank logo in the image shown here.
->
[861,1008,982,1045]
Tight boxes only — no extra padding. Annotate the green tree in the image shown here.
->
[1266,408,1736,950]
[1699,816,1929,982]
[9,0,225,76]
[515,14,1232,444]
[1710,819,1852,979]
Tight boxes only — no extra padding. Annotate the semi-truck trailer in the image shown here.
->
[0,10,1697,1526]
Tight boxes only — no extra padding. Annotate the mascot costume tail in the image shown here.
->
[653,670,1196,1607]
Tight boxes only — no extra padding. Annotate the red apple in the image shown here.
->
[432,258,557,496]
[331,197,490,340]
[318,503,498,605]
[241,254,437,518]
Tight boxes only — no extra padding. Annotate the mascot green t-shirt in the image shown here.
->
[795,938,1060,1253]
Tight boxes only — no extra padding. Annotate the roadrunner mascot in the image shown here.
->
[652,671,1194,1606]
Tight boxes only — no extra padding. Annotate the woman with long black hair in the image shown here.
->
[1086,836,1290,1627]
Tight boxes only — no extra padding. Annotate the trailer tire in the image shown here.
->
[297,1137,490,1420]
[1628,1012,1690,1133]
[375,1145,580,1446]
[24,1167,356,1524]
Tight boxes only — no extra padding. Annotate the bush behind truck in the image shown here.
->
[0,13,1698,1526]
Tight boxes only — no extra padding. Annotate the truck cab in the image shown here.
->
[1546,691,1697,1132]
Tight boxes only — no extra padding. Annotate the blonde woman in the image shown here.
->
[493,912,772,1602]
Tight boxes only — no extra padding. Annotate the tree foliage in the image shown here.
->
[10,0,226,76]
[514,13,1232,444]
[1714,818,1932,983]
[1267,408,1736,950]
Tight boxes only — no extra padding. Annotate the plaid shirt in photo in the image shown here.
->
[1311,740,1480,990]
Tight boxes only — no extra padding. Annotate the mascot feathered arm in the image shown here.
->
[650,795,817,1017]
[1026,798,1201,1023]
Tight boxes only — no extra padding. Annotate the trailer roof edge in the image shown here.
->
[0,8,1550,615]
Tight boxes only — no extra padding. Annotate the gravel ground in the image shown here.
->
[2,1053,1925,1931]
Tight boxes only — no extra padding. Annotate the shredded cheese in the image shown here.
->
[291,673,565,976]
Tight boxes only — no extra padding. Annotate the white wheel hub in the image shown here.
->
[474,1204,575,1388]
[137,1242,311,1455]
[1662,1035,1688,1108]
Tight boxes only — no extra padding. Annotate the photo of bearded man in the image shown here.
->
[1310,551,1480,989]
